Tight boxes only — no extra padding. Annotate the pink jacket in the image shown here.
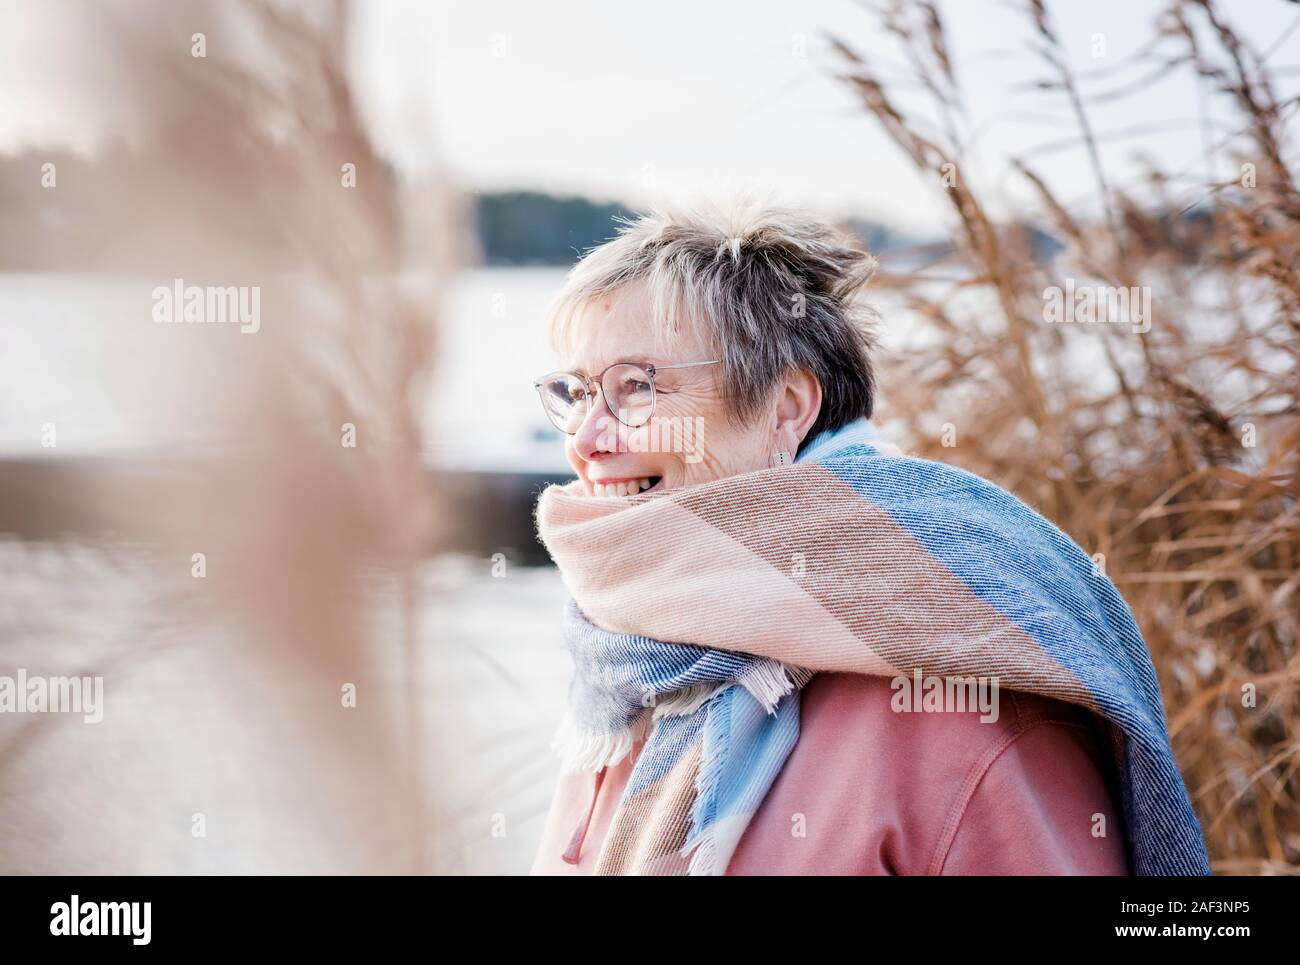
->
[531,671,1131,875]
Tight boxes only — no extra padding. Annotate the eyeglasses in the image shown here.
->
[533,359,720,434]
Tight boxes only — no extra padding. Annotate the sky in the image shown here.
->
[350,0,1300,233]
[2,0,1299,235]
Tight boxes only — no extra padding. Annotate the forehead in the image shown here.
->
[558,279,707,373]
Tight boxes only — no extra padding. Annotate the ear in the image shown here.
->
[773,369,822,455]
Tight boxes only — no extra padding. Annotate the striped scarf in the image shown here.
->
[535,418,1211,876]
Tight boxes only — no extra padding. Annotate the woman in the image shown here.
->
[529,199,1210,876]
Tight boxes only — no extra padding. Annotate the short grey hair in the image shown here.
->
[546,196,878,454]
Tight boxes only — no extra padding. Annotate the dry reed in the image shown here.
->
[832,0,1299,874]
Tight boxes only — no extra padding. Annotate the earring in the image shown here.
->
[769,449,792,468]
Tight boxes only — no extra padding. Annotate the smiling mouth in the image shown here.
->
[589,476,663,497]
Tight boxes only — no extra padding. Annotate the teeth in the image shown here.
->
[592,478,656,497]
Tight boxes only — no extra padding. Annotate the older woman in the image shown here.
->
[529,199,1210,876]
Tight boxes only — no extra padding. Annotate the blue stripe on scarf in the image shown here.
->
[804,422,1210,875]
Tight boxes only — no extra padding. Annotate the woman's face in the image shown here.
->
[560,281,778,498]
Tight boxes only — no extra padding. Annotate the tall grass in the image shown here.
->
[833,0,1299,874]
[0,0,452,872]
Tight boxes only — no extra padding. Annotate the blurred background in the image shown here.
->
[0,0,1296,874]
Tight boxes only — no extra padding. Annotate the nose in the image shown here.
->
[571,382,618,462]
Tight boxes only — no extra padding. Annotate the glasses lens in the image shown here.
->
[603,363,654,427]
[538,373,588,433]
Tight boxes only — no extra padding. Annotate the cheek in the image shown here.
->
[683,437,757,482]
[650,393,712,475]
[657,395,770,482]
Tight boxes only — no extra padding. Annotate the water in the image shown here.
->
[0,267,574,471]
[0,539,573,874]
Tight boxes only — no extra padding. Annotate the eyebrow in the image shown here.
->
[564,356,655,378]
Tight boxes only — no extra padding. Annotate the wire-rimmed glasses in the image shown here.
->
[533,359,720,434]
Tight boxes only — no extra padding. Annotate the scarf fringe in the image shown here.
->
[549,707,654,773]
[651,681,733,718]
[639,658,800,717]
[653,660,807,719]
[681,688,731,876]
[549,659,807,776]
[737,659,810,713]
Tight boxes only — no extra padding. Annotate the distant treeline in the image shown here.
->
[0,144,1120,270]
[473,190,923,265]
[475,191,636,265]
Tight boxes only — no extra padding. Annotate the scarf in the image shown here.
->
[535,417,1211,876]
